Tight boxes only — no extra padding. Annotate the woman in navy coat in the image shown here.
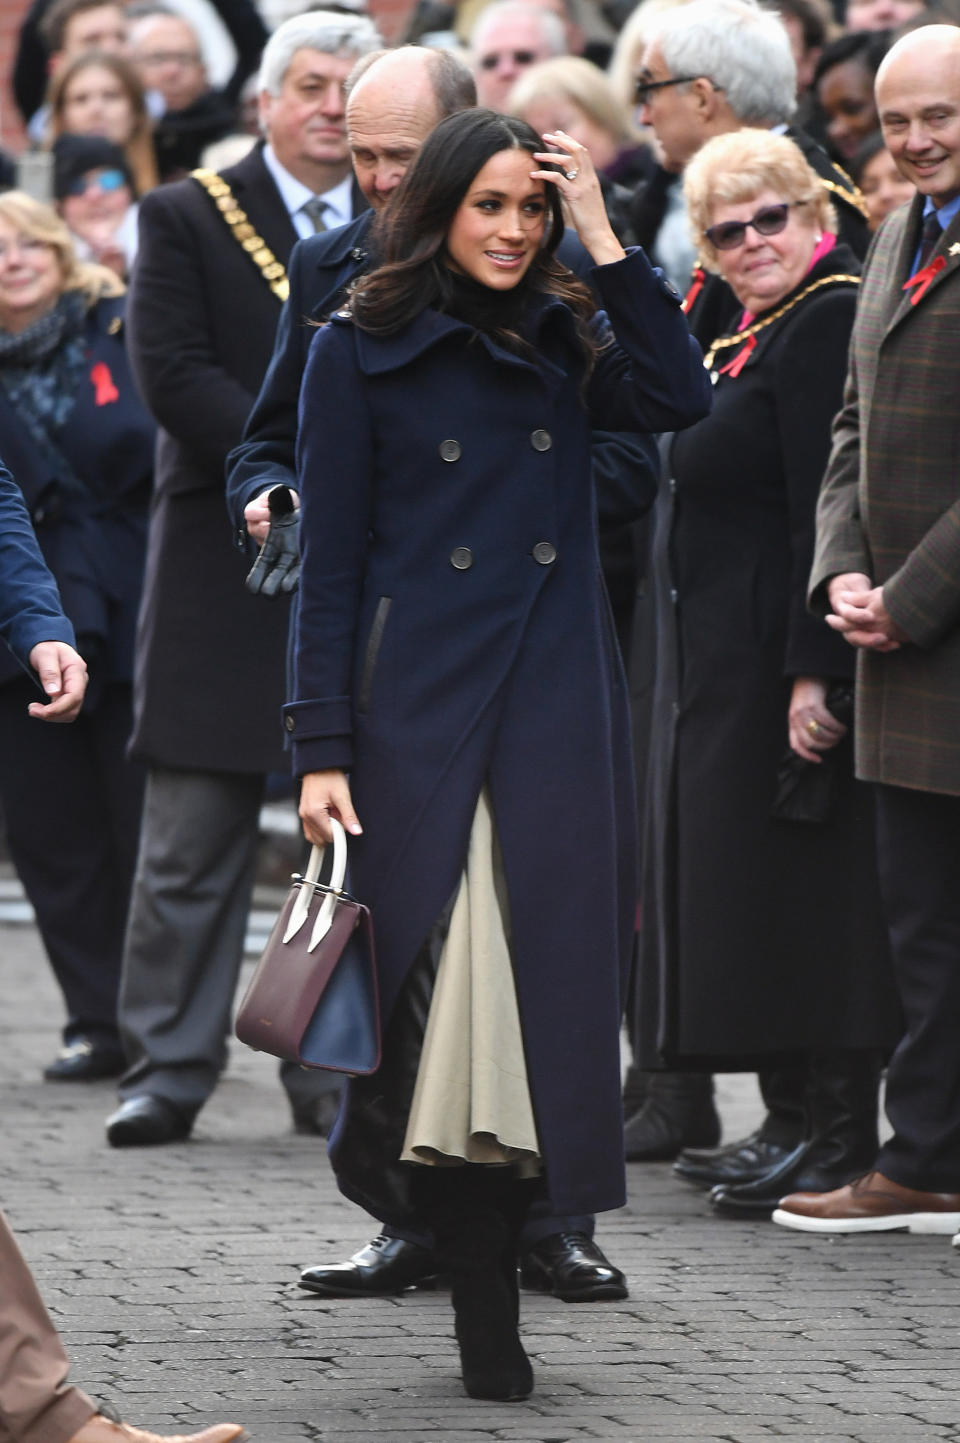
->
[0,192,154,1081]
[288,110,711,1401]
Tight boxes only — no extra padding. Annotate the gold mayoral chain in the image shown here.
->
[702,273,861,372]
[191,168,290,303]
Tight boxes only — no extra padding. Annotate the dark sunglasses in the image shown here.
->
[704,202,800,251]
[64,168,128,198]
[479,48,537,69]
[634,74,707,105]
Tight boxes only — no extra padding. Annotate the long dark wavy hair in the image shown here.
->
[349,108,598,366]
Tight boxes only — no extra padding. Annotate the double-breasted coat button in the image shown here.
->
[532,542,557,565]
[530,429,552,452]
[450,546,473,570]
[439,439,462,462]
[284,715,295,732]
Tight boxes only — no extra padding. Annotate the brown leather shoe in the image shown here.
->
[773,1170,960,1234]
[68,1417,244,1443]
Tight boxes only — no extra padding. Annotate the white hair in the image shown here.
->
[470,2,567,58]
[649,0,797,125]
[258,10,381,96]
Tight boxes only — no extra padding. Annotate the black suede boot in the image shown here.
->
[623,1071,721,1161]
[711,1050,883,1218]
[412,1166,535,1400]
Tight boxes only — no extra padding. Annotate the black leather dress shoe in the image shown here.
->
[289,1091,341,1137]
[673,1131,798,1188]
[299,1235,440,1297]
[43,1040,126,1082]
[106,1095,195,1147]
[519,1233,628,1302]
[710,1141,873,1218]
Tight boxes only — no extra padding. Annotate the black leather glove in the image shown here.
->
[245,485,300,596]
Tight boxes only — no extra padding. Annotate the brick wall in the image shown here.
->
[1,0,30,154]
[1,0,418,157]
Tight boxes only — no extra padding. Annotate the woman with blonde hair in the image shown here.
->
[637,128,901,1217]
[46,52,159,197]
[0,191,155,1082]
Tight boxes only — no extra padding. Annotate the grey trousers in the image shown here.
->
[0,1211,95,1443]
[117,765,338,1110]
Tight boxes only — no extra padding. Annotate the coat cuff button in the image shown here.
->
[532,541,557,565]
[450,546,473,570]
[530,429,552,452]
[284,715,296,732]
[439,439,462,462]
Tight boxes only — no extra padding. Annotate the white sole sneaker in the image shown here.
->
[772,1208,960,1235]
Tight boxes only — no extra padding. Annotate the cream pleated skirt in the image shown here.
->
[400,788,541,1172]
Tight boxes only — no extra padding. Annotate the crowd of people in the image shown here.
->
[2,0,960,1429]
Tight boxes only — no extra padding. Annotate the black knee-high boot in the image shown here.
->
[411,1165,536,1401]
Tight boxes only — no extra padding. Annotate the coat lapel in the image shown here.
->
[883,194,960,338]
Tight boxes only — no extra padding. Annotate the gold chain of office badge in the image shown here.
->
[191,168,289,303]
[702,273,861,371]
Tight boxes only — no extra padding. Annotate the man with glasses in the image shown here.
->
[469,1,567,112]
[635,0,867,343]
[129,7,264,178]
[624,0,871,1178]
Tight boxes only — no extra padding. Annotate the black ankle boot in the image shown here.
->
[413,1166,534,1400]
[711,1050,882,1218]
[623,1071,721,1161]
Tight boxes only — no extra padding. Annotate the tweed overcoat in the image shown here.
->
[125,144,296,775]
[285,250,712,1220]
[810,195,960,796]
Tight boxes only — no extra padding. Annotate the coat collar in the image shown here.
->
[881,191,960,337]
[336,286,578,381]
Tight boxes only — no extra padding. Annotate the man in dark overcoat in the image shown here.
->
[776,25,960,1235]
[226,45,658,1304]
[105,12,380,1148]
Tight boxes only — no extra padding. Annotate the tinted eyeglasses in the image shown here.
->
[64,168,128,198]
[479,49,537,69]
[704,202,801,251]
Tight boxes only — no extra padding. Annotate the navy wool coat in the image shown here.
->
[285,249,711,1220]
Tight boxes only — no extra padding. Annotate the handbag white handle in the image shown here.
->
[283,816,348,951]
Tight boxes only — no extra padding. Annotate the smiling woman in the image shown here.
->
[633,127,900,1219]
[289,105,711,1402]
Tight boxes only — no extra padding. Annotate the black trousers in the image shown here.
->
[874,782,960,1191]
[0,677,143,1048]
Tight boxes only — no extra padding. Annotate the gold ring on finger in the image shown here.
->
[806,719,821,737]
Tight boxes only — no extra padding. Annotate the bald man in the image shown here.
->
[776,26,960,1238]
[226,43,656,1305]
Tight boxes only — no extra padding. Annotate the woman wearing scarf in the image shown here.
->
[0,191,154,1083]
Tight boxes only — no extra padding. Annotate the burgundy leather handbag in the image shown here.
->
[235,819,381,1074]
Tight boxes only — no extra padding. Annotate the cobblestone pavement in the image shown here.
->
[3,921,960,1443]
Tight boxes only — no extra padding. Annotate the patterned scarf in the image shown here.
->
[0,291,89,492]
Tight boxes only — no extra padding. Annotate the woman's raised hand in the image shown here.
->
[299,769,363,846]
[531,130,626,268]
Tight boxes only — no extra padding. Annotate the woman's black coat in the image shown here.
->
[634,244,902,1070]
